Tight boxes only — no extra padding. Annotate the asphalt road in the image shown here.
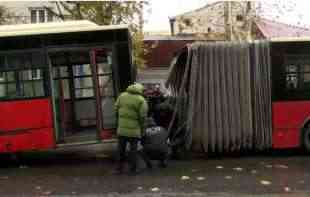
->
[1,143,310,196]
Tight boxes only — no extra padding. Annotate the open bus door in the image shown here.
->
[50,48,117,146]
[90,49,117,140]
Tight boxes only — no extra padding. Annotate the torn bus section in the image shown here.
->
[166,41,272,153]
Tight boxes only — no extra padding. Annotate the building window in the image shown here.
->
[30,8,53,23]
[236,14,244,22]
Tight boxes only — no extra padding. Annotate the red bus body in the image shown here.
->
[0,22,133,153]
[272,101,309,149]
[0,98,55,152]
[270,39,310,150]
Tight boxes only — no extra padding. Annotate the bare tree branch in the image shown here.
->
[44,2,65,21]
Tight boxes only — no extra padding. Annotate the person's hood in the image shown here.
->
[126,83,144,95]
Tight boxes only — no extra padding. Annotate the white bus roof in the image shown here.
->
[0,20,129,38]
[271,37,310,42]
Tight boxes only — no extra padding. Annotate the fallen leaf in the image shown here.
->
[233,167,243,171]
[19,165,28,169]
[181,176,190,180]
[284,187,291,192]
[260,180,272,185]
[251,170,257,174]
[151,187,160,192]
[225,176,232,180]
[216,166,223,169]
[275,164,288,169]
[196,177,205,181]
[265,165,273,168]
[35,186,41,190]
[42,191,52,195]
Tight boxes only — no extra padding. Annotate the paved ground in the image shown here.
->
[1,143,310,196]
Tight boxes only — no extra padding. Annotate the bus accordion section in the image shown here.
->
[166,41,273,153]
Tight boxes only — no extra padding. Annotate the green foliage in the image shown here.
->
[0,6,8,25]
[48,1,147,68]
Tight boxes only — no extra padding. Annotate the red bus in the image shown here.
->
[167,38,310,153]
[271,37,310,151]
[0,21,134,153]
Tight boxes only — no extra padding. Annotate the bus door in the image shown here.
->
[50,50,100,144]
[90,49,117,140]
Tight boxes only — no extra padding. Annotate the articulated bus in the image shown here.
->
[168,38,310,153]
[0,21,134,153]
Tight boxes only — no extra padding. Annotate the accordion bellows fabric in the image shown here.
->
[166,41,272,153]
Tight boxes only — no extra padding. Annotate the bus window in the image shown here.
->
[279,56,310,100]
[73,64,94,98]
[286,65,298,89]
[0,69,45,99]
[0,51,48,100]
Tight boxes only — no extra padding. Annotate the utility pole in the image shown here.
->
[224,1,232,41]
[138,1,144,34]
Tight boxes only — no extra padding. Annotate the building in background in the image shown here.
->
[169,1,310,40]
[138,34,199,94]
[169,2,255,40]
[0,2,61,25]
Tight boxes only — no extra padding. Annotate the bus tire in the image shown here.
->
[302,127,310,153]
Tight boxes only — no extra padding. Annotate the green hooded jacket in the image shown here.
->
[115,83,148,138]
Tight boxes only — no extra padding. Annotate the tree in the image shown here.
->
[46,1,148,68]
[0,5,9,25]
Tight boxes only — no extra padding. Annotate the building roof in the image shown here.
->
[169,1,220,20]
[255,18,310,38]
[0,20,128,38]
[144,35,197,41]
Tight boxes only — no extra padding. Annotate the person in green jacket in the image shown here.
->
[115,83,148,174]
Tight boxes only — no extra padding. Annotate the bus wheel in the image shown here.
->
[302,127,310,152]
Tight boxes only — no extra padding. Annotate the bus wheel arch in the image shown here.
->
[301,118,310,152]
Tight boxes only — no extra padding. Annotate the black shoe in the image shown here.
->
[146,162,153,169]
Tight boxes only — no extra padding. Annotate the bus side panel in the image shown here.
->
[0,98,55,152]
[272,101,310,149]
[0,99,53,130]
[0,128,54,153]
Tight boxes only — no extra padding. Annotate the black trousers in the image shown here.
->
[140,146,169,167]
[117,136,139,171]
